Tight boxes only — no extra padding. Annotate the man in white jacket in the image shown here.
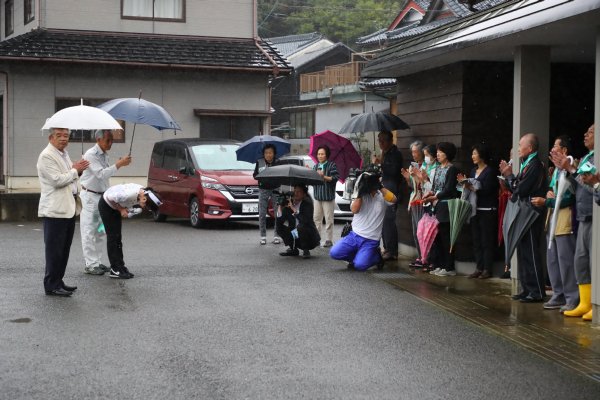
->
[37,127,89,296]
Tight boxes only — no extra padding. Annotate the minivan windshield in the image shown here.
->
[190,144,254,171]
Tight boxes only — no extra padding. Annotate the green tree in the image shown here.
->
[258,0,405,47]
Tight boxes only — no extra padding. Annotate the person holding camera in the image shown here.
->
[313,145,339,248]
[330,170,397,271]
[276,184,321,259]
[253,144,281,245]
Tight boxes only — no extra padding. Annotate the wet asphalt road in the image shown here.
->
[0,218,599,399]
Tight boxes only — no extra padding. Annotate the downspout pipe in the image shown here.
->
[0,71,9,186]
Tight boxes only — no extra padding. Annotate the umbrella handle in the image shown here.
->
[128,123,137,156]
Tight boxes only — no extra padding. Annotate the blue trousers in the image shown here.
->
[330,231,381,271]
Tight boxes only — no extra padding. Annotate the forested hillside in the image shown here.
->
[257,0,405,47]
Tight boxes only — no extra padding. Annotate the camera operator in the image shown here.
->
[330,170,397,270]
[276,184,321,259]
[372,130,403,261]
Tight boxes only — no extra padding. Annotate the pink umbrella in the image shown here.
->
[416,213,439,263]
[309,130,362,183]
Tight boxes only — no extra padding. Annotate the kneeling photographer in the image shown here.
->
[276,184,321,259]
[330,168,396,270]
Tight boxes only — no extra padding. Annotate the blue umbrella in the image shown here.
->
[97,95,182,155]
[236,135,291,163]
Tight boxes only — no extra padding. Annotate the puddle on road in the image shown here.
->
[8,317,31,323]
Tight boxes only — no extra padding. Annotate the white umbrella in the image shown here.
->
[547,170,571,249]
[41,104,123,131]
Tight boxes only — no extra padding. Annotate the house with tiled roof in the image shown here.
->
[0,0,290,189]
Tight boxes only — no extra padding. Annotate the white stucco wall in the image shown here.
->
[2,63,269,189]
[3,0,255,40]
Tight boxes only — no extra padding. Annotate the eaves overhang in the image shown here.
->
[362,0,600,78]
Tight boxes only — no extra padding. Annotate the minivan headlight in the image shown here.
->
[201,176,226,191]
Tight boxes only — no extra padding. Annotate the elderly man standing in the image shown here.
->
[552,124,595,320]
[372,130,403,261]
[37,127,89,296]
[500,133,547,303]
[80,129,131,275]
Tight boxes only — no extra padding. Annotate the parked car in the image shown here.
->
[277,155,352,217]
[148,139,262,228]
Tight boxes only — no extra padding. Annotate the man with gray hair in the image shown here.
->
[38,127,89,296]
[80,129,131,275]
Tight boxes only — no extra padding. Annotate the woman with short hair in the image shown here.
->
[312,145,339,247]
[253,144,281,245]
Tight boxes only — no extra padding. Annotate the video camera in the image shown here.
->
[274,190,292,206]
[343,164,382,200]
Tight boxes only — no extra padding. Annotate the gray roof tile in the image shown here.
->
[0,29,291,71]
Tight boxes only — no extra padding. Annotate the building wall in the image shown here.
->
[3,63,269,188]
[3,0,255,40]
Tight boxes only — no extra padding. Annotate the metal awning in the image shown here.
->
[362,0,600,78]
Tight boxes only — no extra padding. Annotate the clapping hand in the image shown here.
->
[72,159,90,175]
[499,159,512,177]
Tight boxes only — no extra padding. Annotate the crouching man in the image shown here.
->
[330,171,397,270]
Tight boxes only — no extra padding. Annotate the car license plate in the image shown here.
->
[242,203,258,213]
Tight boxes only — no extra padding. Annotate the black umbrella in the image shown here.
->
[502,199,540,264]
[255,164,324,186]
[338,111,410,134]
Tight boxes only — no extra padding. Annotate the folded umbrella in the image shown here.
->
[308,130,362,183]
[416,213,439,264]
[547,170,571,249]
[502,198,539,264]
[236,135,291,164]
[256,164,324,186]
[497,188,511,246]
[448,198,473,253]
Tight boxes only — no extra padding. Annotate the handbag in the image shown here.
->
[341,221,352,237]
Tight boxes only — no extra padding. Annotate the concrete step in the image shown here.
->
[0,191,40,222]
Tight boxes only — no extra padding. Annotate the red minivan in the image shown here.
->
[148,139,261,228]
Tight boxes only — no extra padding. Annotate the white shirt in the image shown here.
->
[80,144,118,193]
[352,191,393,241]
[103,183,143,209]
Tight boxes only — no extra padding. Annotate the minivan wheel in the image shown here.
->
[189,197,202,228]
[152,210,167,222]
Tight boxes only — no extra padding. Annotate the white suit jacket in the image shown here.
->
[37,143,81,218]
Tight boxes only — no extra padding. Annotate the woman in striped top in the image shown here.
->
[312,145,339,247]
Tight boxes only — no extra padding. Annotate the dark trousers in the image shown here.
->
[431,221,454,271]
[43,216,76,291]
[275,213,318,251]
[516,216,545,299]
[98,196,125,269]
[382,203,398,256]
[471,210,497,273]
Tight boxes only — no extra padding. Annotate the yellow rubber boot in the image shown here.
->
[582,309,593,321]
[564,284,592,317]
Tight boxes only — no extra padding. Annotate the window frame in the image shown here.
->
[55,98,126,144]
[120,0,186,23]
[289,109,315,139]
[24,0,34,25]
[5,0,14,37]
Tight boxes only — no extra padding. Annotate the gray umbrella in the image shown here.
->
[338,111,409,134]
[502,198,540,264]
[255,164,324,186]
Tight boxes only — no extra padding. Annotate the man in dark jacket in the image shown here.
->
[372,131,403,261]
[276,184,320,259]
[500,133,547,302]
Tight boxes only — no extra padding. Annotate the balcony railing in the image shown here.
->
[299,61,366,94]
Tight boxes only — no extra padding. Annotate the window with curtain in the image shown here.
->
[5,0,13,36]
[24,0,34,24]
[55,98,126,143]
[122,0,184,21]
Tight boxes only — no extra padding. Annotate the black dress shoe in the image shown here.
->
[279,248,299,256]
[62,284,77,292]
[520,295,544,303]
[511,293,527,301]
[45,288,73,297]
